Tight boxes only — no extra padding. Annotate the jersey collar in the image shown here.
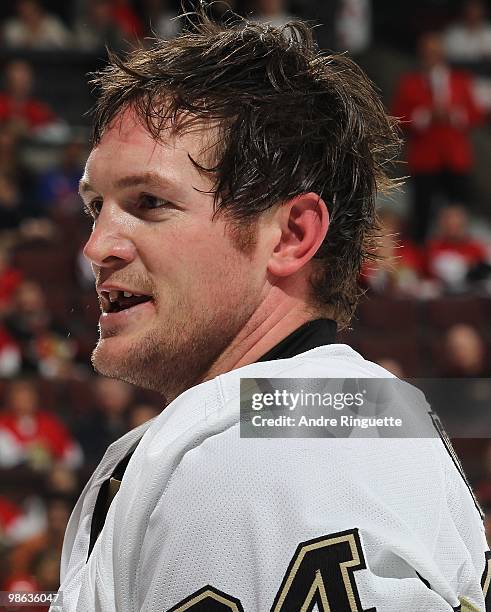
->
[258,318,337,362]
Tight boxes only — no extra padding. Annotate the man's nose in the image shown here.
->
[83,203,137,269]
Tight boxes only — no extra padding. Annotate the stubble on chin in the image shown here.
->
[91,299,255,401]
[91,230,262,400]
[92,332,194,400]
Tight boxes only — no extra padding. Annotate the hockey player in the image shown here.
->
[56,11,489,612]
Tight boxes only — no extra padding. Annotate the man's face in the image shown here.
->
[418,33,445,68]
[81,110,269,398]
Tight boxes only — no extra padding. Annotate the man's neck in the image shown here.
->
[204,299,319,381]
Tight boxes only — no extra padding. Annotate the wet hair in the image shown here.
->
[90,9,401,328]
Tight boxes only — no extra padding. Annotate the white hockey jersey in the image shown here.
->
[53,344,490,611]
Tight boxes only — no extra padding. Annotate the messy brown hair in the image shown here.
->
[90,10,400,328]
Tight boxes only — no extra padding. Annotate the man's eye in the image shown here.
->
[83,199,102,218]
[138,194,170,210]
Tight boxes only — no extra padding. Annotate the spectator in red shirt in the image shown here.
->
[3,532,63,612]
[426,204,489,290]
[111,0,144,42]
[0,247,22,311]
[0,325,21,377]
[0,497,24,545]
[7,495,69,584]
[392,32,484,242]
[0,495,43,548]
[0,248,23,378]
[0,379,82,471]
[0,60,57,136]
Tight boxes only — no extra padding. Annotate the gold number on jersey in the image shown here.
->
[168,539,491,611]
[168,585,244,612]
[271,529,374,612]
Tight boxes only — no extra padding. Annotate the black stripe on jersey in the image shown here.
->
[482,550,491,611]
[429,410,484,520]
[417,571,480,612]
[415,570,431,590]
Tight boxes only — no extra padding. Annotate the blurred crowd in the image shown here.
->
[0,0,490,602]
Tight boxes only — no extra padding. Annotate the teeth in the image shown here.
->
[102,289,148,302]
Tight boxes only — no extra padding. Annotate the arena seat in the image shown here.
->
[13,242,74,286]
[356,332,424,377]
[356,297,421,331]
[424,296,488,330]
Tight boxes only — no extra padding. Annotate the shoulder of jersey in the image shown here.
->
[142,343,395,444]
[217,343,396,398]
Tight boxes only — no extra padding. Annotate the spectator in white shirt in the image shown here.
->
[144,0,181,41]
[252,0,295,29]
[445,0,491,64]
[3,0,72,50]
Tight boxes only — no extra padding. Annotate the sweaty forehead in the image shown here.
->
[97,106,220,159]
[84,108,219,191]
[94,110,192,161]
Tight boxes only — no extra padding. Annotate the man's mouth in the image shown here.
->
[99,290,153,314]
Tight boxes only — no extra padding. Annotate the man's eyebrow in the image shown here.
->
[78,172,176,196]
[115,172,175,191]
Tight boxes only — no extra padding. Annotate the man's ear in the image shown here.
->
[267,192,329,278]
